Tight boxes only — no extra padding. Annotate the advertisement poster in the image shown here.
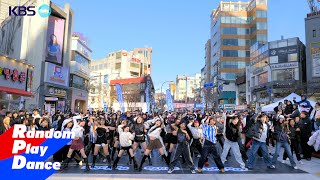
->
[312,52,320,77]
[46,16,65,65]
[44,62,69,87]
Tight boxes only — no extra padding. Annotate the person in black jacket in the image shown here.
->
[299,111,313,161]
[220,115,246,169]
[284,101,294,115]
[283,118,303,164]
[286,104,300,119]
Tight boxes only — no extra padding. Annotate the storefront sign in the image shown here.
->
[312,52,320,77]
[44,62,69,87]
[270,62,298,70]
[0,57,32,94]
[234,105,247,110]
[26,69,33,93]
[47,87,67,97]
[224,104,235,109]
[269,46,298,64]
[252,67,267,75]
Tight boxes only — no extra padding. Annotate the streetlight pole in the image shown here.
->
[160,81,173,111]
[265,61,273,104]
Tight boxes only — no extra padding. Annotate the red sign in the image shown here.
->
[1,67,26,83]
[131,58,141,63]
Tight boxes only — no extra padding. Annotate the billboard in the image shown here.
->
[46,16,65,65]
[312,52,320,78]
[44,62,69,87]
[269,46,298,64]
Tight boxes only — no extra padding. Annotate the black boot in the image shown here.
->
[132,156,138,170]
[84,158,90,172]
[106,155,112,167]
[113,156,120,170]
[91,155,97,168]
[138,155,148,172]
[127,156,133,165]
[148,155,152,166]
[162,154,170,166]
[168,152,172,162]
[62,157,71,169]
[111,147,117,160]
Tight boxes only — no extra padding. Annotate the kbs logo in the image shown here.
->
[8,4,51,18]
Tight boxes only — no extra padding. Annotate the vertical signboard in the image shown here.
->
[166,89,174,111]
[116,84,124,112]
[145,78,151,113]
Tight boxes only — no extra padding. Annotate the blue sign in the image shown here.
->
[145,79,151,113]
[267,89,272,94]
[218,85,223,91]
[201,91,205,114]
[194,104,204,108]
[166,89,174,111]
[204,83,213,88]
[116,84,124,112]
[103,102,108,112]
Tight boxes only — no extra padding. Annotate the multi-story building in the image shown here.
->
[305,5,320,101]
[210,0,268,110]
[175,74,201,103]
[248,37,306,109]
[0,0,74,114]
[69,34,92,113]
[89,48,152,110]
[109,76,155,112]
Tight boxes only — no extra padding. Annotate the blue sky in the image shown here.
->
[53,0,310,90]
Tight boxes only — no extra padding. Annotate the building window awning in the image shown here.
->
[0,86,33,97]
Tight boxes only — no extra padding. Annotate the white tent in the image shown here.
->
[261,93,316,112]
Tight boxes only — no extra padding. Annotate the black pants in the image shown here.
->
[85,141,95,156]
[283,139,301,161]
[238,138,248,161]
[190,139,203,157]
[301,137,312,159]
[170,142,194,170]
[216,134,225,147]
[198,140,224,170]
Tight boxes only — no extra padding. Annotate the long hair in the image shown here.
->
[49,34,58,45]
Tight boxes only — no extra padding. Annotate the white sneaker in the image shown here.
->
[191,169,196,174]
[168,168,174,174]
[281,160,286,164]
[197,154,201,158]
[79,161,83,166]
[298,161,304,165]
[240,165,246,170]
[103,159,107,163]
[293,166,298,170]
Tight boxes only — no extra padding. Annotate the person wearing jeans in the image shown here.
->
[271,118,297,169]
[198,117,224,173]
[247,115,273,169]
[221,115,246,169]
[168,121,196,174]
[283,119,303,164]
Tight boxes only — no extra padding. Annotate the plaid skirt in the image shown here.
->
[70,138,84,150]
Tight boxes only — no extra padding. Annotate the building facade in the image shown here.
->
[0,0,74,114]
[89,48,152,110]
[248,37,306,109]
[305,10,320,101]
[109,76,155,112]
[210,0,268,110]
[69,34,92,113]
[175,74,201,103]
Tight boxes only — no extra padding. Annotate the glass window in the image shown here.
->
[74,53,89,68]
[278,40,288,48]
[256,10,267,18]
[288,53,298,61]
[270,56,278,64]
[257,34,267,42]
[115,63,121,69]
[288,38,297,46]
[257,0,267,5]
[272,69,295,81]
[313,30,316,37]
[221,73,236,80]
[257,22,267,30]
[130,63,139,68]
[270,41,278,49]
[231,17,236,23]
[258,72,268,85]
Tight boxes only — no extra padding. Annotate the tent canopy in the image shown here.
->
[261,93,316,112]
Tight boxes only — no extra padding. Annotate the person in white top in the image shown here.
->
[112,120,138,170]
[188,120,203,158]
[62,116,90,172]
[139,118,170,171]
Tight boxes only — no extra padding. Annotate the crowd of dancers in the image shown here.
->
[0,97,319,174]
